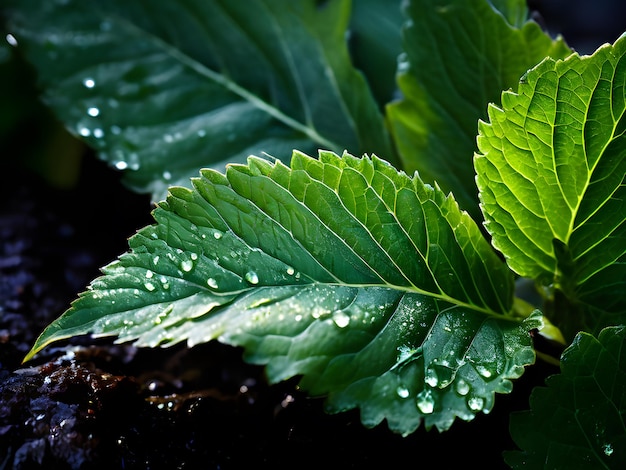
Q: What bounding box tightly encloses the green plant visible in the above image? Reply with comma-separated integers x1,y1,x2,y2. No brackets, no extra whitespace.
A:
4,0,625,467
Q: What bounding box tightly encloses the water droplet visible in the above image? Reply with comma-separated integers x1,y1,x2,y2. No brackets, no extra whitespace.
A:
162,170,172,181
164,134,174,143
244,271,259,284
153,255,160,265
455,379,470,396
114,161,128,170
111,125,121,135
311,306,328,319
286,266,295,275
83,77,95,88
93,128,104,138
190,253,198,261
213,231,222,240
396,386,410,399
146,270,154,278
430,363,455,389
79,127,91,137
416,389,435,414
207,278,218,289
87,107,100,117
144,282,156,292
197,129,206,137
425,368,439,387
467,396,484,411
603,443,614,456
332,311,350,328
476,365,492,378
181,259,194,272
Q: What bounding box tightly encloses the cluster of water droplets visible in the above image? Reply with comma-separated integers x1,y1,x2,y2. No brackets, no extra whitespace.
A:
391,343,497,416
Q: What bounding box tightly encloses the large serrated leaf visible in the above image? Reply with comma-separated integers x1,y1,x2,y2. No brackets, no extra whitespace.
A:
387,0,570,220
5,0,392,201
25,150,537,435
475,36,626,339
505,326,626,469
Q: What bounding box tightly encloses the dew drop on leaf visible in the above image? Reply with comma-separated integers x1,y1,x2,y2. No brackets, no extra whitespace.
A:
396,386,410,399
83,77,95,88
244,271,259,284
207,278,218,289
87,107,100,117
467,396,484,411
181,259,194,272
416,389,435,414
332,310,350,328
476,365,492,378
425,368,438,387
455,379,470,396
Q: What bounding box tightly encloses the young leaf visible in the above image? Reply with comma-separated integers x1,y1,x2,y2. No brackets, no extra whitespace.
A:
387,0,571,220
25,150,539,435
475,36,626,340
505,326,626,469
5,0,392,201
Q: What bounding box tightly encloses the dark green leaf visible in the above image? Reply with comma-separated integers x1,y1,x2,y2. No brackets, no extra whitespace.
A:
26,150,535,435
506,326,626,469
349,0,404,107
5,0,392,200
387,0,570,219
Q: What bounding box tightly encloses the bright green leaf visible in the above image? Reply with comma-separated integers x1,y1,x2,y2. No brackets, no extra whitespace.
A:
475,36,626,339
25,150,536,435
506,326,626,469
5,0,392,201
387,0,570,220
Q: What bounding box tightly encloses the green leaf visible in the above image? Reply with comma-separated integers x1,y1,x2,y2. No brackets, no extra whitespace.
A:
25,150,536,435
475,36,626,339
505,326,626,469
387,0,570,220
488,0,528,28
5,0,392,201
349,0,404,107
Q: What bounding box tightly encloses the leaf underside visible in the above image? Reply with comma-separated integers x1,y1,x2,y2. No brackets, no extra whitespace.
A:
506,326,626,469
26,150,538,435
475,36,626,339
6,0,392,201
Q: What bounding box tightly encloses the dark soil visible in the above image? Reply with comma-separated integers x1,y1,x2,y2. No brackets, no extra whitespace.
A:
1,4,624,469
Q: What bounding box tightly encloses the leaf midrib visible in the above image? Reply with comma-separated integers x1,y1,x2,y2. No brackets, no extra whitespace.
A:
110,13,340,151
